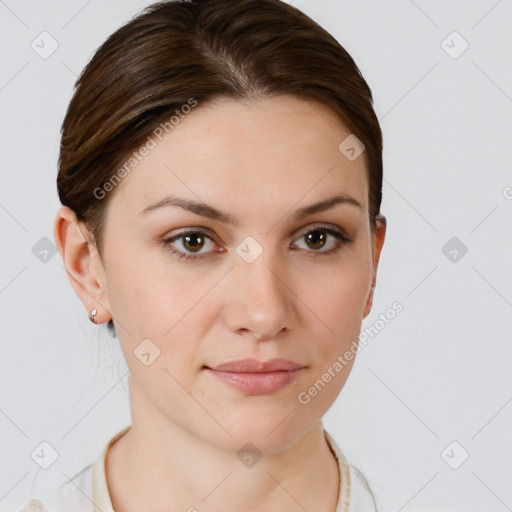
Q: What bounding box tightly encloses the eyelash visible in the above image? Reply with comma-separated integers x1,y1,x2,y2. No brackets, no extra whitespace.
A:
161,224,353,262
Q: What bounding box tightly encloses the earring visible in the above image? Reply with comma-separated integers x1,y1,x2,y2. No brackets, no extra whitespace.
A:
89,308,97,324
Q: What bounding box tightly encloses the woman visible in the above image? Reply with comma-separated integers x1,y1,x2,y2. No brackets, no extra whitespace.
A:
20,0,387,510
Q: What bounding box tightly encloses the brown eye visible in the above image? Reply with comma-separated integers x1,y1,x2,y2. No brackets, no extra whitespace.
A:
162,230,218,261
181,232,206,252
304,230,328,250
292,226,352,256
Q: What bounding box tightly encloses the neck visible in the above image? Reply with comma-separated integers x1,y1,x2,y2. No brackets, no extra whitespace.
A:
106,382,340,512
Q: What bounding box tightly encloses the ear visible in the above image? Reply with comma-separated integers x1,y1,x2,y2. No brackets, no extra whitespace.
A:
53,205,112,324
362,215,387,319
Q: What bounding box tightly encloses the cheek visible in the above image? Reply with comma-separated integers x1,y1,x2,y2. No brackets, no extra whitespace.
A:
301,257,370,333
105,254,219,377
294,270,366,414
294,257,370,401
105,243,194,334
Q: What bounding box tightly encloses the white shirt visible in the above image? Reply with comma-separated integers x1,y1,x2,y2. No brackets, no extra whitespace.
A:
18,426,378,512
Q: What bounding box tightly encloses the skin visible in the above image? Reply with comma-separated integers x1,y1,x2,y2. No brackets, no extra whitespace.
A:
54,94,386,512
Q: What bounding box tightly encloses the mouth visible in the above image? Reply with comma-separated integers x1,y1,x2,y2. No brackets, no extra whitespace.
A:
203,358,307,395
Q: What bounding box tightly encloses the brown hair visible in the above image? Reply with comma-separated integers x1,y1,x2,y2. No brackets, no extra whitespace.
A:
57,0,383,337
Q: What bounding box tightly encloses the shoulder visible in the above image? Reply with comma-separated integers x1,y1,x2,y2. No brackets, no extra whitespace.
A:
16,464,94,512
323,429,379,512
346,463,379,512
15,499,49,512
17,425,131,512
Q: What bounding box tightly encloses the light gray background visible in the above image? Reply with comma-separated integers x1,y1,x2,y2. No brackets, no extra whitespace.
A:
1,1,511,511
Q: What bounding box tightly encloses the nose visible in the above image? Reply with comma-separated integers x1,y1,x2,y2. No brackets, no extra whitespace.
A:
222,251,297,342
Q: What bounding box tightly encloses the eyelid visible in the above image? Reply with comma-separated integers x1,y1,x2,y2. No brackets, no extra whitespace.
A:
162,228,218,247
164,222,349,244
293,222,350,239
161,222,352,263
162,226,217,244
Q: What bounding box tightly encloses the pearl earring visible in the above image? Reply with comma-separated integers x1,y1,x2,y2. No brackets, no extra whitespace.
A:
89,309,97,324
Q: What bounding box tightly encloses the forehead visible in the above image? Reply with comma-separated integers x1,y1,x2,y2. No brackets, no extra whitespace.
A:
107,95,369,221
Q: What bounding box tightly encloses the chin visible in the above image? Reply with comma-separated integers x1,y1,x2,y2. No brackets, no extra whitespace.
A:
209,415,314,454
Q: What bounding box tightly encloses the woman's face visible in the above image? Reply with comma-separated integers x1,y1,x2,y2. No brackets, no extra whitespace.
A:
81,95,385,452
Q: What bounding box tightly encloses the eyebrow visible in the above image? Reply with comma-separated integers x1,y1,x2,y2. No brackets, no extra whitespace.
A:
138,193,362,226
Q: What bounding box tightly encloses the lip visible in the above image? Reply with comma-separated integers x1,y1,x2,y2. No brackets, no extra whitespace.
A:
208,358,305,372
204,358,306,395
